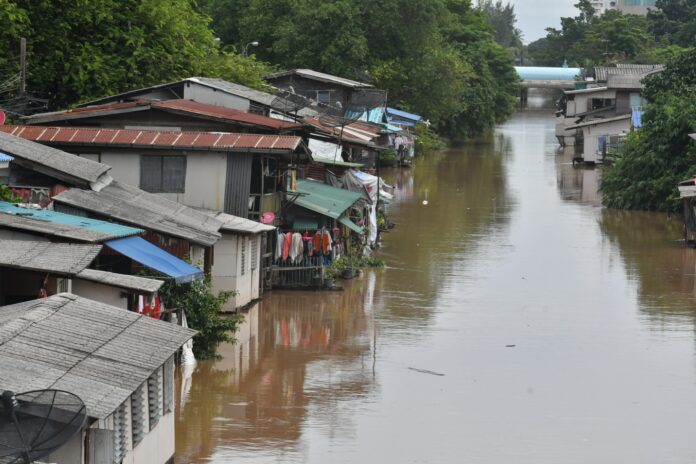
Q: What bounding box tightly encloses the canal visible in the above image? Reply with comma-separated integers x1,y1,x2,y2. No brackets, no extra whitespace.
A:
175,108,696,463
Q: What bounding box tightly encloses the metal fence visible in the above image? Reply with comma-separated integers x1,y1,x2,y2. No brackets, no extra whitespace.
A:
271,255,326,288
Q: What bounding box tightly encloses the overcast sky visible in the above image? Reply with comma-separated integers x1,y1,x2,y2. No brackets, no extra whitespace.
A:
509,0,579,43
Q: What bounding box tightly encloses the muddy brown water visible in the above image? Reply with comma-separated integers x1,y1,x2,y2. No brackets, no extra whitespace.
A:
175,109,696,463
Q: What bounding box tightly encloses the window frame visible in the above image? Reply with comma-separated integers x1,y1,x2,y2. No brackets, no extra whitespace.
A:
140,154,187,194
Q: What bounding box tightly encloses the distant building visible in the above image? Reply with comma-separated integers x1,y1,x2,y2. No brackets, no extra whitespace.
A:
615,0,656,15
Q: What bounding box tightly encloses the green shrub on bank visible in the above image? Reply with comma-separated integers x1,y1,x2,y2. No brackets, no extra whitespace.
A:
160,276,241,360
601,48,696,212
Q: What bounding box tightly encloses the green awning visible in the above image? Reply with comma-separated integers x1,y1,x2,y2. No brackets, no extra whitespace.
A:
292,218,319,230
338,215,364,234
294,179,362,219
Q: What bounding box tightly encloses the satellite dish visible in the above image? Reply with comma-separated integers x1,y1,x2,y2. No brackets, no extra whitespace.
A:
0,390,87,464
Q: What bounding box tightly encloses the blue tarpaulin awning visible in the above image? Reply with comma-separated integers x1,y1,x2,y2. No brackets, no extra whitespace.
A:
105,236,204,283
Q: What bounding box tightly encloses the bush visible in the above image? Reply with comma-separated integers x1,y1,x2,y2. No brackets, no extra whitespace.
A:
159,276,241,360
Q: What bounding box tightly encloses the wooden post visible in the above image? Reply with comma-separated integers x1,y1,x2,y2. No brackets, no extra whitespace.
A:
19,38,26,95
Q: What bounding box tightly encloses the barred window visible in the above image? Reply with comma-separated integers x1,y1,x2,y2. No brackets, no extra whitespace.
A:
147,367,163,430
251,236,259,270
163,356,174,414
131,383,147,447
113,401,130,463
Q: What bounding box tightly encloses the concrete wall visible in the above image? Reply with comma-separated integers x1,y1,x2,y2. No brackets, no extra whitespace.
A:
45,429,84,464
72,278,129,310
94,150,228,211
616,0,655,15
569,89,616,116
581,118,631,163
211,232,262,311
124,412,175,464
184,84,250,112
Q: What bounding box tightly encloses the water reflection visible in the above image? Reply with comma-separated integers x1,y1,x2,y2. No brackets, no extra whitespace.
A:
175,277,378,462
555,146,601,206
599,209,696,326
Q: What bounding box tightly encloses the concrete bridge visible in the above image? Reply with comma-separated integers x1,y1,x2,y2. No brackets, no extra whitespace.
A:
515,66,582,90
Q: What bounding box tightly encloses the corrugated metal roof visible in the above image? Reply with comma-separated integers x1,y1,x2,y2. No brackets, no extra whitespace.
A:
293,179,362,219
26,99,304,131
386,107,422,122
0,240,101,274
0,130,111,187
303,118,379,148
564,86,609,95
54,181,222,246
0,201,143,242
566,114,632,130
607,73,646,90
0,125,304,154
75,269,163,293
188,77,280,106
0,152,14,162
0,293,195,419
594,64,664,82
265,69,373,89
338,215,364,234
211,211,275,234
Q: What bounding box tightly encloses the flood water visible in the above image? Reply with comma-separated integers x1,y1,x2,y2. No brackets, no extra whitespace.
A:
176,107,696,463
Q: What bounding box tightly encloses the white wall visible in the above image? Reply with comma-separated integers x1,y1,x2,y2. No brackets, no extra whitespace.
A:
98,151,227,211
124,412,175,464
211,232,262,311
72,278,129,309
184,85,250,112
582,118,631,163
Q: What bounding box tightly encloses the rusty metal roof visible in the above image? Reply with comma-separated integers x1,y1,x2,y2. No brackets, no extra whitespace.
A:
25,99,304,131
0,125,305,154
0,130,111,187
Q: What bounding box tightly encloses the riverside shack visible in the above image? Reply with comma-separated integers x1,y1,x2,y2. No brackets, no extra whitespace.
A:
0,293,196,464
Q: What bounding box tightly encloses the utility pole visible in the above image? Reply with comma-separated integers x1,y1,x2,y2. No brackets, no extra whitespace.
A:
19,38,26,95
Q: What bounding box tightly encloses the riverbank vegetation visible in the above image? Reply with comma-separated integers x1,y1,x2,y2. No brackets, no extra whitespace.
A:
601,48,696,212
1,0,519,141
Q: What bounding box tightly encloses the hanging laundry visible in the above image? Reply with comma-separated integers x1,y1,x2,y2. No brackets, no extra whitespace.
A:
282,232,292,260
322,230,332,255
275,232,285,261
290,232,303,263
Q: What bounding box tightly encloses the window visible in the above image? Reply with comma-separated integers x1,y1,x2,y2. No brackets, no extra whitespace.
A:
251,236,259,271
147,367,163,430
113,401,130,463
131,383,147,447
140,155,186,193
317,90,331,106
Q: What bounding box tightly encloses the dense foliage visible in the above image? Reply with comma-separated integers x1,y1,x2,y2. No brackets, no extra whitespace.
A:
199,0,518,140
0,0,271,111
159,276,241,360
601,48,696,212
526,0,693,67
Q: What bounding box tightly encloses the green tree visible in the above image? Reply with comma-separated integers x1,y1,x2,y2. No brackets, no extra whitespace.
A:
579,10,651,64
0,0,271,110
478,0,523,49
648,0,696,48
159,276,242,360
602,48,696,212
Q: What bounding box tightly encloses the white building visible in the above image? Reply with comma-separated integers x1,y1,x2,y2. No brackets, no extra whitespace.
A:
0,293,195,464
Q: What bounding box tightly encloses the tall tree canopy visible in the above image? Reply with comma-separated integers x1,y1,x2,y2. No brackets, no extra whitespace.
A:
0,0,270,111
200,0,518,139
478,0,523,49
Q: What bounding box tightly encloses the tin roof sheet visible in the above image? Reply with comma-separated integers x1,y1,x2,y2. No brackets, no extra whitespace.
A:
566,113,632,130
0,201,143,242
0,130,111,186
75,269,163,293
25,99,304,131
0,293,195,419
293,179,362,219
210,211,275,234
1,125,303,154
265,69,373,89
53,181,222,246
0,240,101,274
